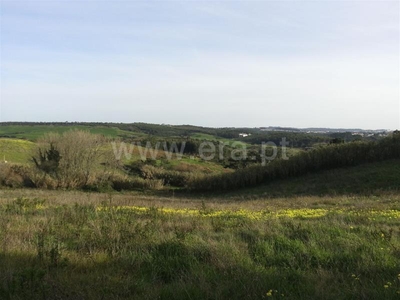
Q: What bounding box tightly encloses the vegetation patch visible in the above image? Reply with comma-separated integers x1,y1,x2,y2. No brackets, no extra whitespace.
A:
0,195,399,299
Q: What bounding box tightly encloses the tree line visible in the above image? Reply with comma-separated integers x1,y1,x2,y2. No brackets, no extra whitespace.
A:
187,133,400,192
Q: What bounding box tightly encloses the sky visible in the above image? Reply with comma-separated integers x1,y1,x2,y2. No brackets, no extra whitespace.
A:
0,0,399,130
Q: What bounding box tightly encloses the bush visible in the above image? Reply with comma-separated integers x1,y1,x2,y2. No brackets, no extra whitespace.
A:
109,173,164,191
0,163,24,188
0,163,35,188
32,130,114,189
125,162,201,188
140,165,191,187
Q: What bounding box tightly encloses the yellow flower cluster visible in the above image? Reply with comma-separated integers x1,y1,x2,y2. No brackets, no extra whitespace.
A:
11,202,399,222
265,289,283,298
97,206,332,220
96,206,400,221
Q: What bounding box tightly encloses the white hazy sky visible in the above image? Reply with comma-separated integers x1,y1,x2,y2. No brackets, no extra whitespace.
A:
0,0,399,129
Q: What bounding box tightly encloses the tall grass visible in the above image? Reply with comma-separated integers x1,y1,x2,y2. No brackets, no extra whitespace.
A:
0,195,399,299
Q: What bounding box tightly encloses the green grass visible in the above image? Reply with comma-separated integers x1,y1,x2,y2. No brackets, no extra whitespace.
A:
1,134,399,298
0,190,399,299
164,157,231,174
0,139,36,164
230,159,400,198
190,133,226,141
0,125,135,141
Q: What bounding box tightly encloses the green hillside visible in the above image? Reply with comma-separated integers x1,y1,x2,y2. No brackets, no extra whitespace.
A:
0,125,135,141
0,139,36,164
232,159,400,198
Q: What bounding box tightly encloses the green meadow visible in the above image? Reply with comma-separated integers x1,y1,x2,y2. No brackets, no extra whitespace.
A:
0,124,399,299
0,189,399,299
0,125,134,141
0,139,36,164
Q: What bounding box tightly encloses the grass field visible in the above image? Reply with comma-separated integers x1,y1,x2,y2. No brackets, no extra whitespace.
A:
0,136,230,175
229,159,400,199
0,125,136,141
0,130,399,299
0,125,243,144
0,135,298,172
0,139,36,164
0,188,399,299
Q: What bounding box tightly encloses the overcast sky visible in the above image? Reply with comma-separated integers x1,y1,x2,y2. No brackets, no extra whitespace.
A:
0,0,399,129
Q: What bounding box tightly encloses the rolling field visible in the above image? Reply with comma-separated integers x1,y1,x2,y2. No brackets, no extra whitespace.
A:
0,136,230,174
0,187,399,299
0,125,136,141
0,129,399,299
0,139,36,164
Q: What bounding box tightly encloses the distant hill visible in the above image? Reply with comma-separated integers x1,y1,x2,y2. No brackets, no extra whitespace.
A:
0,122,393,145
260,126,391,134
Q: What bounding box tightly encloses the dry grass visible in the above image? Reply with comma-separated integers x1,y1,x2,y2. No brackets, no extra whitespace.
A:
0,188,399,212
0,189,399,299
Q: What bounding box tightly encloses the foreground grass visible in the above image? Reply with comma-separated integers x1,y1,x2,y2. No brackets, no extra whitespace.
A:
0,191,399,299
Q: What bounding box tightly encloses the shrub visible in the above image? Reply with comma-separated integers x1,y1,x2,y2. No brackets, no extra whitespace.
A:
0,163,35,188
32,130,114,189
109,173,164,191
